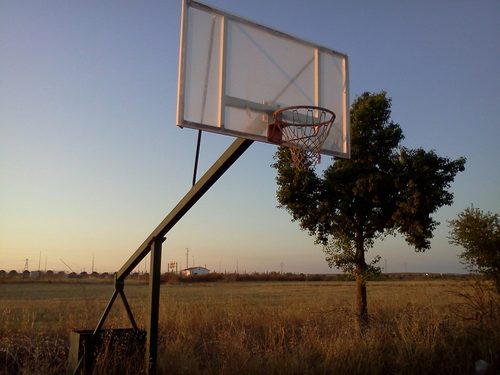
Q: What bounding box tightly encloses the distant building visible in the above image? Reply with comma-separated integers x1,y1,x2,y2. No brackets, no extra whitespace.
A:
30,271,41,279
181,266,210,277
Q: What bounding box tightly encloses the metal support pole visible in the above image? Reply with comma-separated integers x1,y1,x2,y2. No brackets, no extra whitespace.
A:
192,130,202,186
146,237,164,374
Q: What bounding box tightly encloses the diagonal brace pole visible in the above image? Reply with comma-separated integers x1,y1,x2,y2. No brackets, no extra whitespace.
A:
115,137,254,282
118,287,138,331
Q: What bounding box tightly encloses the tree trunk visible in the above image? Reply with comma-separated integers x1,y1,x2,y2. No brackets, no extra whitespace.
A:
355,234,368,329
355,263,368,328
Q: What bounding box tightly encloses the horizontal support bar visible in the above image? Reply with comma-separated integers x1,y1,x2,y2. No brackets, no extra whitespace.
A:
224,95,279,114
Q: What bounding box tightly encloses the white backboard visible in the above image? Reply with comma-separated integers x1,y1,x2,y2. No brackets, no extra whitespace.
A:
177,0,350,158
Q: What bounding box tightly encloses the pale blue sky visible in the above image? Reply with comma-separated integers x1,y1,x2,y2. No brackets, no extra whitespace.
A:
1,0,499,274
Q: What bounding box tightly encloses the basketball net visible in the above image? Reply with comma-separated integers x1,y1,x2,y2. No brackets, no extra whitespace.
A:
270,106,335,170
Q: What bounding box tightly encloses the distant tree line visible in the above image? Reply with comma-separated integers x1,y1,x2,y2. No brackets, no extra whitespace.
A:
0,269,473,283
0,270,114,280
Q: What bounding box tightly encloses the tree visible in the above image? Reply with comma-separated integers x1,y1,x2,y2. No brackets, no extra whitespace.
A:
272,91,466,326
449,206,500,292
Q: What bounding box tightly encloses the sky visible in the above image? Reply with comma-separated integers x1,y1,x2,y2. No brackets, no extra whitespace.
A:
1,0,499,275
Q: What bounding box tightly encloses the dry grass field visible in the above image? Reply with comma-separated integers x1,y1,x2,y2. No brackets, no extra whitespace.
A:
0,279,499,374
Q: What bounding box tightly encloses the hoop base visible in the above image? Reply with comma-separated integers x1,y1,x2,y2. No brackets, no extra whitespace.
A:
267,123,283,145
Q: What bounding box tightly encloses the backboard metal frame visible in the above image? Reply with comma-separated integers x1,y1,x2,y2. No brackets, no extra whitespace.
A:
177,0,350,159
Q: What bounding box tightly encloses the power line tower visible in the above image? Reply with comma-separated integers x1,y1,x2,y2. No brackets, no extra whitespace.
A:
23,258,29,272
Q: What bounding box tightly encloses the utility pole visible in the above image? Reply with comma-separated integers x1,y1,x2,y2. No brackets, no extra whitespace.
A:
186,248,189,269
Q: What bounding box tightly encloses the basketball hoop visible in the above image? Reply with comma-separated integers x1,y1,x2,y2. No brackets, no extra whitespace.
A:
268,106,336,170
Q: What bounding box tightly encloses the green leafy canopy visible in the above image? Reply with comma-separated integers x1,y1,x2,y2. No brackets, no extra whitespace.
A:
272,91,466,274
449,206,500,291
